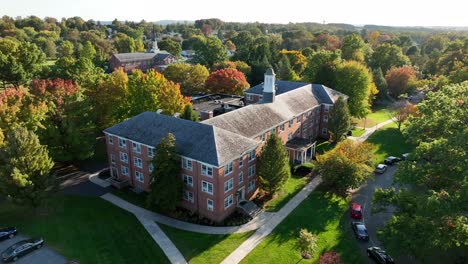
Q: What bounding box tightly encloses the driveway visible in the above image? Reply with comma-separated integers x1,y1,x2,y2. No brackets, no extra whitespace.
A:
350,164,399,263
0,235,67,264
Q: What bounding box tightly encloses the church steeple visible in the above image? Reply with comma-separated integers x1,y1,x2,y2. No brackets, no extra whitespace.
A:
151,39,159,53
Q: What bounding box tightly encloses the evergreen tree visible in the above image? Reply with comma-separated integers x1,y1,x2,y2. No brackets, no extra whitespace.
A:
257,134,291,196
328,96,351,142
0,127,54,208
180,104,199,122
146,133,182,212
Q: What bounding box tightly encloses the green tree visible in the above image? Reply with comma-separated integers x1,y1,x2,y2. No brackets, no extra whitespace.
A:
334,61,373,118
0,127,54,208
146,133,182,212
297,229,318,259
163,63,209,95
373,82,468,261
257,134,291,197
193,36,227,67
341,33,366,62
180,104,199,122
79,40,96,60
113,33,136,53
369,43,410,74
372,68,388,100
303,50,341,87
158,38,182,57
315,140,375,195
328,96,351,142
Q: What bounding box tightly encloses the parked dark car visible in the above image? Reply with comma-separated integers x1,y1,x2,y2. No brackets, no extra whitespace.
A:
0,228,17,241
351,222,369,241
367,247,395,264
350,203,362,219
384,156,402,165
1,238,44,262
374,164,388,174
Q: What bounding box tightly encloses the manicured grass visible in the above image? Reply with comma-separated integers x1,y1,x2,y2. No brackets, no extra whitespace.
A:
112,187,149,209
265,174,309,212
350,127,366,137
241,189,366,263
367,123,415,164
0,195,169,264
353,107,394,128
159,224,253,264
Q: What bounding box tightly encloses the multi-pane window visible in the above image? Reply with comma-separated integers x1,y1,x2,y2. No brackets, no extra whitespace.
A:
147,147,155,158
224,178,233,193
238,156,243,168
201,164,213,177
120,152,128,163
182,174,193,187
248,180,256,192
224,194,233,209
289,119,293,128
288,133,293,140
224,161,233,175
202,181,214,194
132,142,141,153
108,136,113,144
121,166,129,176
207,199,214,211
239,172,244,184
149,163,154,173
248,165,256,178
182,158,193,171
135,171,144,182
246,94,253,101
260,133,266,141
183,190,194,203
248,150,256,161
134,157,143,168
296,116,301,123
279,124,285,132
119,138,126,148
111,154,116,164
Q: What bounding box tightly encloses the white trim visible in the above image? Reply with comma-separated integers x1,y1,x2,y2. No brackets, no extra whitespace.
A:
224,194,234,209
207,199,214,211
224,178,234,193
201,181,214,195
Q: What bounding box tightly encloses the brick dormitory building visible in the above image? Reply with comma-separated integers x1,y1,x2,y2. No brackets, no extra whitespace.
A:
104,69,347,222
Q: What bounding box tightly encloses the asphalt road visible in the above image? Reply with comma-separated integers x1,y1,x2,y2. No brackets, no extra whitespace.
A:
0,235,66,264
350,164,399,263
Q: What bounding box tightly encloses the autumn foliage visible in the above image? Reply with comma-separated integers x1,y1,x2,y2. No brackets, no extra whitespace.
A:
385,66,418,98
205,68,250,95
319,251,344,264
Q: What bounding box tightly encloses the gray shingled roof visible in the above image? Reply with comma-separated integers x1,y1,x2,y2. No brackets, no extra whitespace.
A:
203,84,320,138
104,112,258,167
244,80,309,96
113,53,157,62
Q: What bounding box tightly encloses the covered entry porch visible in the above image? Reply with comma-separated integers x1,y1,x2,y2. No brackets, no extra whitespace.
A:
285,138,316,164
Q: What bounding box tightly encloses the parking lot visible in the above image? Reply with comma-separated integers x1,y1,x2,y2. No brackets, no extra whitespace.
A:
0,235,66,264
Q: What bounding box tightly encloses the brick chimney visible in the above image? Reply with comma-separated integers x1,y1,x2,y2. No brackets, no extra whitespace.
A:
262,68,275,103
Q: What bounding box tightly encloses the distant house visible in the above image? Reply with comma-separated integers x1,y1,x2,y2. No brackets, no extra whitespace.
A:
104,68,347,223
109,40,177,73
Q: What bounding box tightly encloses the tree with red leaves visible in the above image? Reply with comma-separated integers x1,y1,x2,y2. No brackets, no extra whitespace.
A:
319,250,344,264
205,68,250,95
385,66,418,98
29,78,96,161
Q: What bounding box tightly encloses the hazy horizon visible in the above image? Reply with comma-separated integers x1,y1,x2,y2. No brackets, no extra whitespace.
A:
2,0,467,28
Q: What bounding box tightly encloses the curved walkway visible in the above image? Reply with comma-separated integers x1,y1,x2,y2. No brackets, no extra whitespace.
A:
348,118,394,142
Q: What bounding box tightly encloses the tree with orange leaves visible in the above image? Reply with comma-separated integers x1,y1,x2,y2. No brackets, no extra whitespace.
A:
205,68,250,95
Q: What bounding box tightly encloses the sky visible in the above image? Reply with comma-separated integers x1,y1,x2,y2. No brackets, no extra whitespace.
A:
1,0,467,27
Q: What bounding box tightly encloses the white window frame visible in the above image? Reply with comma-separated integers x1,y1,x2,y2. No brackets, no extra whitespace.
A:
239,171,244,184
183,190,194,203
224,178,233,193
135,171,144,183
224,161,233,176
296,116,301,123
149,163,154,173
111,154,116,164
248,165,256,178
121,166,129,176
246,94,253,101
182,174,193,187
119,138,126,148
248,150,256,162
224,194,233,209
132,142,141,153
182,158,193,171
288,132,293,140
248,180,256,192
202,181,214,195
134,157,143,168
207,199,214,211
120,152,128,163
201,164,213,177
147,147,155,158
108,136,113,145
279,124,285,132
238,156,243,168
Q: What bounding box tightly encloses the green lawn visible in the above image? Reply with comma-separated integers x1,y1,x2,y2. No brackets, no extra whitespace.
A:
353,107,394,128
159,224,253,264
112,188,149,209
350,127,366,137
315,140,334,154
0,195,169,264
367,122,415,164
265,174,309,212
241,190,366,264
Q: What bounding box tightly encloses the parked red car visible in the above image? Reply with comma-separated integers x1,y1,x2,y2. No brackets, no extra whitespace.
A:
350,203,362,219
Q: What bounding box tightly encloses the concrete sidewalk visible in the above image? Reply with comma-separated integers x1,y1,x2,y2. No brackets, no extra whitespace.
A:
220,176,322,264
348,118,395,142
